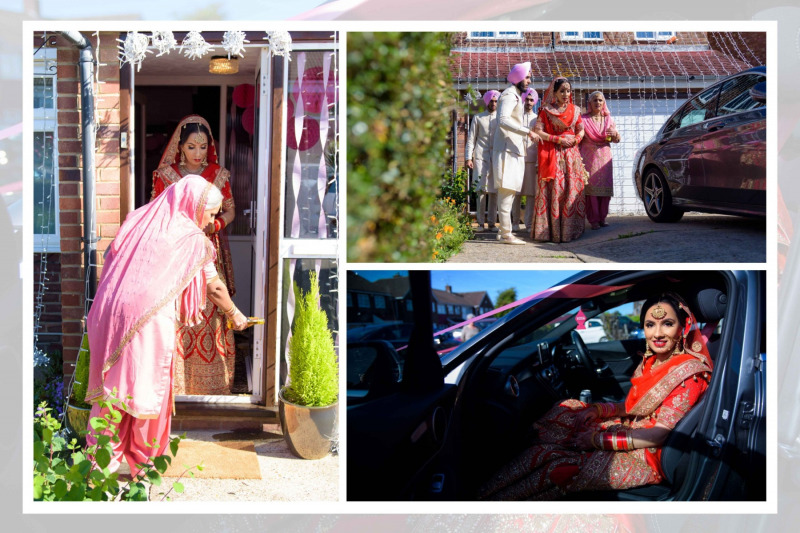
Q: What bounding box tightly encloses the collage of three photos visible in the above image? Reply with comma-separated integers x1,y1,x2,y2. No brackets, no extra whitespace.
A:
27,26,768,508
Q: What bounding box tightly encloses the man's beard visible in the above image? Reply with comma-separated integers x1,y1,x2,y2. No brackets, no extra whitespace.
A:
515,80,528,92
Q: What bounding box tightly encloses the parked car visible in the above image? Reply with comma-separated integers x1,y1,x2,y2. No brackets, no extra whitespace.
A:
633,66,766,222
575,317,607,343
348,270,765,501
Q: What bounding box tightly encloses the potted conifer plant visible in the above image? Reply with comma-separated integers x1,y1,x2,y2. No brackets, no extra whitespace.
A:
65,333,91,444
279,271,339,460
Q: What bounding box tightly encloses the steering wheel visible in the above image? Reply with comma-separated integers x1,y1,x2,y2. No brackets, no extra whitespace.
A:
570,330,597,375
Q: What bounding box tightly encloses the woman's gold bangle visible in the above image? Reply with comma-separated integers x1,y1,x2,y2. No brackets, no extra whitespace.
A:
223,303,236,316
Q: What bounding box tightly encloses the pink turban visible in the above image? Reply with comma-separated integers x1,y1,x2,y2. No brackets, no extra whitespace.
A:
522,88,539,106
507,62,531,84
482,90,500,107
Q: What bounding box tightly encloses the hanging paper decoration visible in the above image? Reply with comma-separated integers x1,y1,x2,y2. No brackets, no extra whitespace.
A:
181,30,214,60
117,31,151,72
222,30,249,59
293,66,337,115
151,31,177,57
266,31,293,59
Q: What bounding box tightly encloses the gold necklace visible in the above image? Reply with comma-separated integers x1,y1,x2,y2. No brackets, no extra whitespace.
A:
179,162,207,176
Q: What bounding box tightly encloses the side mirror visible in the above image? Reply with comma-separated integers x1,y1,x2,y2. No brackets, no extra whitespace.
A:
749,82,766,105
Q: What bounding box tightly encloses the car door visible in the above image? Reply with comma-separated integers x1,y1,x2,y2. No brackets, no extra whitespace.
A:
655,84,721,203
347,271,457,501
696,73,766,214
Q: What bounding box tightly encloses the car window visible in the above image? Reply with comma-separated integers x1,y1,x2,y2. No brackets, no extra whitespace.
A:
716,74,765,116
677,85,721,129
572,300,645,344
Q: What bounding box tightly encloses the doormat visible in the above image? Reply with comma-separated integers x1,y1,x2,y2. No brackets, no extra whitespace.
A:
162,440,262,480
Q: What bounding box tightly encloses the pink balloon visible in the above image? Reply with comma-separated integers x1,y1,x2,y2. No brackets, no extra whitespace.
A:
232,84,255,108
241,105,255,135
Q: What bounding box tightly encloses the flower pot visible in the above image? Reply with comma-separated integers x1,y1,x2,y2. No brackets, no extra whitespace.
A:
278,388,338,460
65,401,91,445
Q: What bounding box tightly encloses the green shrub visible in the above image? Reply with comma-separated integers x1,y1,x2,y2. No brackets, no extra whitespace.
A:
347,32,458,262
284,272,338,407
33,393,199,501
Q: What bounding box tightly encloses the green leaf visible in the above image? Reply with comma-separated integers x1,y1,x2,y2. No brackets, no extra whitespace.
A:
152,455,169,473
33,475,44,500
33,440,45,458
42,427,53,444
65,484,85,501
90,469,105,483
172,482,184,494
53,479,68,499
96,434,111,447
145,469,162,486
89,417,108,431
94,447,111,469
169,439,179,457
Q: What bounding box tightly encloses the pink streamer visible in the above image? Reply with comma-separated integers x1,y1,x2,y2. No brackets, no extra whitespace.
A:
395,283,633,352
291,53,306,239
317,53,332,238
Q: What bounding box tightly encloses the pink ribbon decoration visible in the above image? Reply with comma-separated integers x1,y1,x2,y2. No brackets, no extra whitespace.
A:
317,52,332,239
395,283,633,352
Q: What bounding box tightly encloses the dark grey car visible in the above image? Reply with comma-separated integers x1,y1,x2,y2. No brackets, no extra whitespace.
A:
633,67,766,222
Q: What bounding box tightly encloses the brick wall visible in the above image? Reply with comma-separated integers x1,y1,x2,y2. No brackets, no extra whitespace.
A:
54,32,122,375
454,32,710,48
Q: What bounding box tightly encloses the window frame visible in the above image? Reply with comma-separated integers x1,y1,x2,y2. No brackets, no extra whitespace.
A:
635,31,677,41
467,31,523,41
561,32,604,42
33,47,60,253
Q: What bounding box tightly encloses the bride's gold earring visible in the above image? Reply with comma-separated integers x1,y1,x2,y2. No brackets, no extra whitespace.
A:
180,151,186,165
644,343,653,357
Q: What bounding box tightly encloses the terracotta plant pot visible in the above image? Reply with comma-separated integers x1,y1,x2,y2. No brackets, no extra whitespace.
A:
278,388,338,460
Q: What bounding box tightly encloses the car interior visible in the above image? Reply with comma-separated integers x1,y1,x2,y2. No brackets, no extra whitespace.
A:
347,270,761,501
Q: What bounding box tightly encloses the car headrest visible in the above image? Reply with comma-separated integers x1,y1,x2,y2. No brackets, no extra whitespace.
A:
691,288,727,323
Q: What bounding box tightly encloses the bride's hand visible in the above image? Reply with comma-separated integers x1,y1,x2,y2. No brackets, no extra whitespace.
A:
574,407,599,428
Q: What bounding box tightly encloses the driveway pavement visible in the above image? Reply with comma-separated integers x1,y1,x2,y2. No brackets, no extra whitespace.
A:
447,214,765,263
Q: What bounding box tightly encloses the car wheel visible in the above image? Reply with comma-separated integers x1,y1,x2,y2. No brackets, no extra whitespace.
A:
643,168,684,223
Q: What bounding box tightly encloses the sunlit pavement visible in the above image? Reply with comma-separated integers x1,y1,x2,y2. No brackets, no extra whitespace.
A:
449,214,765,263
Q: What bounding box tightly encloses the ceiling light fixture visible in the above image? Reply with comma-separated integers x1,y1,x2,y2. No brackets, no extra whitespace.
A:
209,56,239,75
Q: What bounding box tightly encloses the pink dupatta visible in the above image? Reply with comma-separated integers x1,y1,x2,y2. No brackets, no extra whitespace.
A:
581,91,615,144
86,176,216,417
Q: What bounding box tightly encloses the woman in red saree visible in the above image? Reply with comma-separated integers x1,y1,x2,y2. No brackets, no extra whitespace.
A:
85,177,247,474
580,91,621,230
151,115,238,395
479,292,713,500
532,77,588,243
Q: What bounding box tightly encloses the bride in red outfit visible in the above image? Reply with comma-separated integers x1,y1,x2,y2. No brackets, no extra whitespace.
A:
151,115,238,395
479,292,713,500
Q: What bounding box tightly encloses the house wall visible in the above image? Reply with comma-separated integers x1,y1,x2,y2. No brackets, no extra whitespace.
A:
52,32,122,375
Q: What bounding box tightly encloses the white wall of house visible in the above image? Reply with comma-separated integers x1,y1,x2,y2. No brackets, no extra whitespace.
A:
607,98,684,215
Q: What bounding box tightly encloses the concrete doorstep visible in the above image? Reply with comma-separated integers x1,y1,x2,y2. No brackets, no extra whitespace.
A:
449,214,765,263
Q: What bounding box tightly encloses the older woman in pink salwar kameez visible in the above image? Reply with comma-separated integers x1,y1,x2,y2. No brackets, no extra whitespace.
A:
580,91,621,230
84,176,247,475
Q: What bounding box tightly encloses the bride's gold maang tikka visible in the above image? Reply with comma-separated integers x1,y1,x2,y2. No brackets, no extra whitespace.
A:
650,303,667,319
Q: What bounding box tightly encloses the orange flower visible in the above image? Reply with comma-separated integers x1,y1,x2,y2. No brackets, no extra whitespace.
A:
444,225,454,234
430,215,437,223
436,232,443,240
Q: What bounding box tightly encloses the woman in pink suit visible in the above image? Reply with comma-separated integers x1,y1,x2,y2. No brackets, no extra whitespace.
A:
580,91,621,230
85,176,247,475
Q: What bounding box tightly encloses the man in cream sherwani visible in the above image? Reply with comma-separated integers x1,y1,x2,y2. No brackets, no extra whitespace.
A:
512,87,539,232
466,90,500,231
492,61,538,245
